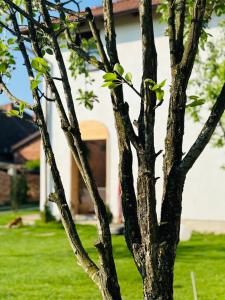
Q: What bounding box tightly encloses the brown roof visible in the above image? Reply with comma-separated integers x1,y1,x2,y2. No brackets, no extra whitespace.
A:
0,104,38,155
21,0,160,34
91,0,160,18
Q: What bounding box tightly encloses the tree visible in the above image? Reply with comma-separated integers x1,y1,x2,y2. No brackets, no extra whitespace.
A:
0,0,224,299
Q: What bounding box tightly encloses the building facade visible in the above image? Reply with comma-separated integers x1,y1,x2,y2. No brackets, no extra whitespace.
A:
40,2,225,232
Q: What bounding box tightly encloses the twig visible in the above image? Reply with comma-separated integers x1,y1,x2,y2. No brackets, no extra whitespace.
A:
191,272,198,300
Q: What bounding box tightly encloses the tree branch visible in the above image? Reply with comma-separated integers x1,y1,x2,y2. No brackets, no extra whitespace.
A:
68,43,105,71
102,0,142,263
180,83,225,174
167,0,177,67
9,8,100,285
0,78,33,110
102,0,119,65
38,2,122,298
138,0,158,238
181,0,206,80
176,0,186,62
46,0,86,18
162,0,206,189
85,7,111,72
25,0,84,175
0,20,31,42
4,0,50,33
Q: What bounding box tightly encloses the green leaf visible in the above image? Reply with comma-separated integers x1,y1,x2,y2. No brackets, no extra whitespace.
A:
36,72,42,80
36,57,48,67
108,82,121,89
13,46,20,51
31,57,49,73
186,99,205,108
151,84,160,91
189,95,199,100
101,81,113,87
125,72,132,82
0,62,8,73
7,110,20,117
113,63,124,76
156,90,164,101
158,79,166,88
46,48,54,55
7,38,15,45
19,102,26,114
30,79,41,90
52,23,60,31
103,73,117,81
19,13,24,25
145,78,156,89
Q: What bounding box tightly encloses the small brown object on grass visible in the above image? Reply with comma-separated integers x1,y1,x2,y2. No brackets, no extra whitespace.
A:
7,217,23,229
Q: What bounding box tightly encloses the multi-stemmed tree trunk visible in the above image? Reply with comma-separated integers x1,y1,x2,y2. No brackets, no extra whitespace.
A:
0,0,224,299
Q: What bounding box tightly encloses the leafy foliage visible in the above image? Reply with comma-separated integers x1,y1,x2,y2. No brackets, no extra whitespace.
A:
186,95,205,108
102,63,134,89
157,0,225,47
24,159,40,171
0,38,16,78
76,89,99,110
7,101,26,118
69,37,97,79
145,78,166,101
187,24,225,150
69,37,99,109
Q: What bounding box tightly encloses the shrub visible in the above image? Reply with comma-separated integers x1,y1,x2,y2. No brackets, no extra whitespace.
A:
41,203,56,223
10,174,28,211
24,159,40,171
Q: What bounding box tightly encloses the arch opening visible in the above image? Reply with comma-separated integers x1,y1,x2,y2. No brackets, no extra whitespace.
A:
71,121,108,215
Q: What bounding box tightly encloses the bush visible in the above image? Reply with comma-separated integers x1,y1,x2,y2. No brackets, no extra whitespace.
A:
24,159,40,171
41,203,56,223
10,174,28,211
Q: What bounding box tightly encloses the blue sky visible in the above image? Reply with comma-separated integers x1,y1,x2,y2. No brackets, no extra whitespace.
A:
81,0,101,7
0,0,102,106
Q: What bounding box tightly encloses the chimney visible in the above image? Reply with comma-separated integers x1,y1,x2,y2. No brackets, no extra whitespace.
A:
0,103,14,111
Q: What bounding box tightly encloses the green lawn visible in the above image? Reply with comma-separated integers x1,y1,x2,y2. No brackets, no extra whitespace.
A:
0,211,225,300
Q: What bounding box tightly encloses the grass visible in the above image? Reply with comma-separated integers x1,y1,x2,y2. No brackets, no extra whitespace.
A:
0,210,225,299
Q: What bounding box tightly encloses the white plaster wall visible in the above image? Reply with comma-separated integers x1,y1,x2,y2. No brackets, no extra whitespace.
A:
41,14,225,223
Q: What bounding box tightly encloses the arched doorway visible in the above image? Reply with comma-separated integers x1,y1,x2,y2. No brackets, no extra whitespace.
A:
71,121,108,215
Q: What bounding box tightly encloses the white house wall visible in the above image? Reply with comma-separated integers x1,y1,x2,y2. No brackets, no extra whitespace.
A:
41,13,225,225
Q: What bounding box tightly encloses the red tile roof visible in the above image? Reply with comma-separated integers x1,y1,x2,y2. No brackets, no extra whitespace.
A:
91,0,160,18
21,0,160,34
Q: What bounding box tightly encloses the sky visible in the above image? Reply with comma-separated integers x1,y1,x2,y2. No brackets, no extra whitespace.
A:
0,0,102,106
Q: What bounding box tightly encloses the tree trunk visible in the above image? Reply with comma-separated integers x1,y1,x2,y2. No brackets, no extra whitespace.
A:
142,247,176,300
99,276,122,300
141,171,184,300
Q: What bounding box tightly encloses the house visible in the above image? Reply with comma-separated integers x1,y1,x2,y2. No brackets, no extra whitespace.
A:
40,0,225,233
11,131,40,164
0,103,41,205
0,103,39,163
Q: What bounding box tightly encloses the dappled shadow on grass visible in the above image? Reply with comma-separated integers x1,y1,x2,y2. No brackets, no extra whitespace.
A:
174,285,183,289
177,234,225,263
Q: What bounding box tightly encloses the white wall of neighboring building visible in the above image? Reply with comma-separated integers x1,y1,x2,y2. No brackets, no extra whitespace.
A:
40,13,225,227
